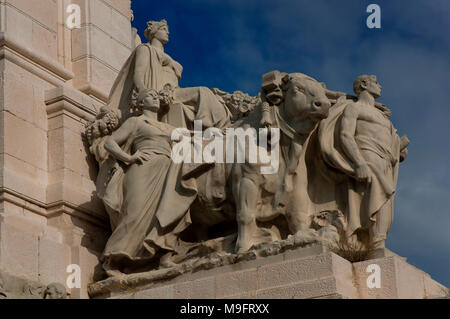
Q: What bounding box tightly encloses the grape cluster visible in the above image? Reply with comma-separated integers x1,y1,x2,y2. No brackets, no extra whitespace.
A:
222,90,259,121
85,107,120,145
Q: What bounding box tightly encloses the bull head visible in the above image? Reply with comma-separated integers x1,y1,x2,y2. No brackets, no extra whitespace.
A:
281,73,331,121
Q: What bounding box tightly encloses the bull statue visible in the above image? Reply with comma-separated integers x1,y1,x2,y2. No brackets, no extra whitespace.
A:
230,71,332,252
180,71,335,254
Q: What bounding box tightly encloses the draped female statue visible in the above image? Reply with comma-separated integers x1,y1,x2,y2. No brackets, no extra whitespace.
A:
93,19,236,275
108,19,231,130
101,89,198,276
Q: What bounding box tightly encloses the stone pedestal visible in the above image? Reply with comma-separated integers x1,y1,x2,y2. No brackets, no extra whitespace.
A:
88,245,447,299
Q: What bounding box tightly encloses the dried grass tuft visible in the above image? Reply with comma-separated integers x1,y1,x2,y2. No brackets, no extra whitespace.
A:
329,236,376,263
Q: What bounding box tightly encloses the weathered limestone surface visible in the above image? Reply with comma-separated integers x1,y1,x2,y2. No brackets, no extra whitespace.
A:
353,254,448,299
70,0,133,101
0,0,446,300
88,246,447,299
0,0,132,298
0,269,69,299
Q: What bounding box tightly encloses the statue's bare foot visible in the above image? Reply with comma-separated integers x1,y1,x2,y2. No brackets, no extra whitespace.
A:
103,262,125,278
159,252,177,269
102,256,126,278
235,240,252,254
105,269,125,278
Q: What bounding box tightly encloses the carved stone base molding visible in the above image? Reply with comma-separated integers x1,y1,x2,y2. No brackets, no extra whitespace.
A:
88,244,447,299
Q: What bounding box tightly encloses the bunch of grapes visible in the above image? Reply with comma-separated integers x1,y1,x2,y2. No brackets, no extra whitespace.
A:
223,91,259,120
85,107,120,145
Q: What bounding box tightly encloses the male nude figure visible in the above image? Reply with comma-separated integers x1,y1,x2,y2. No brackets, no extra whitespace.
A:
339,75,408,249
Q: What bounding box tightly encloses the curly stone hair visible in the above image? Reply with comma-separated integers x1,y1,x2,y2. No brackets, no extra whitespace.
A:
144,19,168,41
353,75,377,96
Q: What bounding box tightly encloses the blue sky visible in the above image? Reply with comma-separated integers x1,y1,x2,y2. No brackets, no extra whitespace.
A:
131,0,450,286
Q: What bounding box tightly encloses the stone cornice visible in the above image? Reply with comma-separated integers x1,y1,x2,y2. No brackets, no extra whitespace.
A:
0,187,108,229
0,32,74,85
45,85,99,121
76,83,109,104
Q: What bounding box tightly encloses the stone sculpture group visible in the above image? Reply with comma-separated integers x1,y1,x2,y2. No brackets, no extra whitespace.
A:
85,19,409,277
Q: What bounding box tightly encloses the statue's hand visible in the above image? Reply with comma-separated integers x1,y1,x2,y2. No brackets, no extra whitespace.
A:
355,164,372,183
129,150,151,165
260,112,273,128
172,133,190,143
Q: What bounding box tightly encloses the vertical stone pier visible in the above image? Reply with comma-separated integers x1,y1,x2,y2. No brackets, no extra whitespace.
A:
0,0,133,298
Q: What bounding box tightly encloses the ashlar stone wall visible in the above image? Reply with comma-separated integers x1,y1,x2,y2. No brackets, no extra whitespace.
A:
0,0,133,298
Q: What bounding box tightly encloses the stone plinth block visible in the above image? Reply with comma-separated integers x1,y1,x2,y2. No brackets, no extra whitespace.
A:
88,246,447,299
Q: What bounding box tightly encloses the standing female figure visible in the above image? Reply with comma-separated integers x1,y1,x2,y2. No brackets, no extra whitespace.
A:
102,89,197,275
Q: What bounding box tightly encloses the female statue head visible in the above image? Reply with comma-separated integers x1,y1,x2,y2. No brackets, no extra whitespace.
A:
137,88,160,112
144,19,169,44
